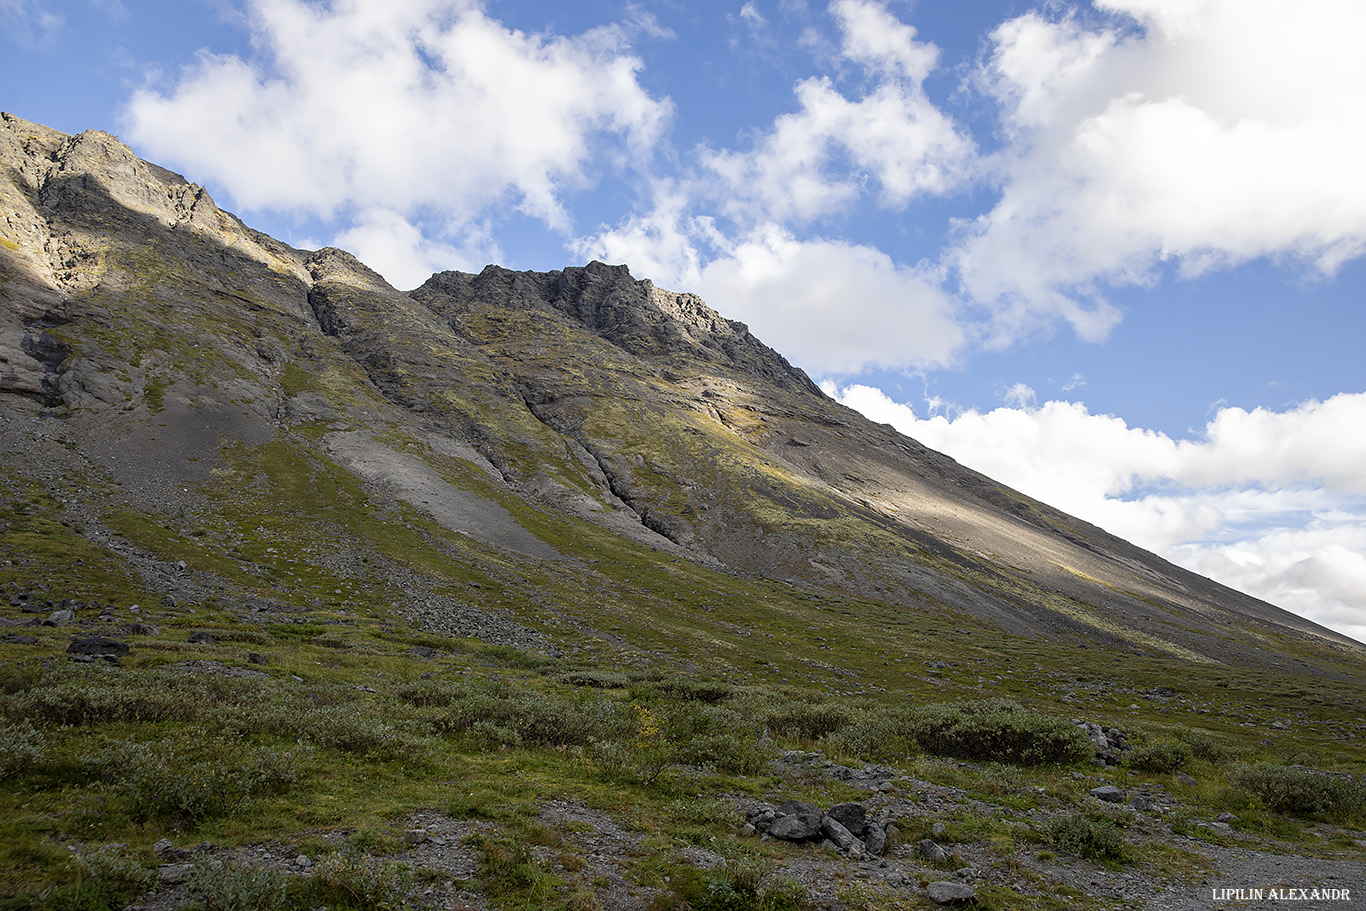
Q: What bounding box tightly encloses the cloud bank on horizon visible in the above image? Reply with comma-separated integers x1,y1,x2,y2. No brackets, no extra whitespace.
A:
81,0,1366,640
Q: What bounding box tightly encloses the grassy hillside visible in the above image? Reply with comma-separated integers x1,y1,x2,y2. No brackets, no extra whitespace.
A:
2,114,1364,909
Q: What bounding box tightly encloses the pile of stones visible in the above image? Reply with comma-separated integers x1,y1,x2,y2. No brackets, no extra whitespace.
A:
742,800,890,858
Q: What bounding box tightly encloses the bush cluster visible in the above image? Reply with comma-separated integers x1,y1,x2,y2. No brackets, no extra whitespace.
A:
1230,763,1366,823
96,737,302,825
0,719,46,780
906,699,1093,765
1124,739,1192,773
1047,813,1126,861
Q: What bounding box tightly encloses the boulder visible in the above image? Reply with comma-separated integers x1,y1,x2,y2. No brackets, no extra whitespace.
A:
826,802,867,836
863,823,887,856
820,814,860,852
768,801,824,841
926,882,976,904
66,636,129,657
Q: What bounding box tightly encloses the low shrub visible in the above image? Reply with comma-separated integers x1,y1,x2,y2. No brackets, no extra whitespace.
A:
764,701,852,742
673,857,809,911
822,707,914,761
184,858,288,911
1046,813,1126,861
907,699,1092,765
18,842,161,911
0,719,46,780
1177,731,1231,763
300,849,415,909
97,738,301,826
295,703,430,760
1230,763,1366,823
632,677,735,704
473,834,556,904
555,670,629,689
1125,739,1192,773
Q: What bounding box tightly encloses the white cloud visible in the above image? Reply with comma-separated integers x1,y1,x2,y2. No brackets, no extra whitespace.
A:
578,0,973,374
956,0,1366,343
124,0,669,236
827,383,1366,640
692,226,964,373
700,0,974,224
332,208,500,290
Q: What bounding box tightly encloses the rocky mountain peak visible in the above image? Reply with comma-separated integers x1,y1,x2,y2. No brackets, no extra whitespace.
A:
414,260,823,396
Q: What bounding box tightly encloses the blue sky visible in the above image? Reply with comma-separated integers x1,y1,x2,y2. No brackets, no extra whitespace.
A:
4,0,1365,641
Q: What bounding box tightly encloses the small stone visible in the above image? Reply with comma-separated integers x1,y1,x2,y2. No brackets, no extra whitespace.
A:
43,609,75,626
188,631,216,644
931,822,946,838
295,855,313,868
404,829,428,846
1071,771,1085,780
248,652,269,665
1090,785,1125,803
1176,772,1196,786
739,823,756,837
919,839,949,863
926,881,976,904
1216,812,1237,823
158,864,192,885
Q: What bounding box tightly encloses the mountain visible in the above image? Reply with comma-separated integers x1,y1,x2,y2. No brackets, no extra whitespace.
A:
4,112,1366,909
1,112,1356,669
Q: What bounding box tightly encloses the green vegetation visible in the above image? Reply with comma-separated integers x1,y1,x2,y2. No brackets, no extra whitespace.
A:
1045,813,1127,861
1228,763,1366,823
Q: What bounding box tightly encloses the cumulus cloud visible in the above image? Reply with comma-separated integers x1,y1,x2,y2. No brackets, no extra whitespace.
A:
701,0,973,224
693,226,963,373
124,0,669,242
332,208,500,290
956,0,1366,343
827,383,1366,640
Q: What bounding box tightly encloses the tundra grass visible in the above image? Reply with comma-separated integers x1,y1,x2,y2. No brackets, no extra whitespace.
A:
4,437,1366,905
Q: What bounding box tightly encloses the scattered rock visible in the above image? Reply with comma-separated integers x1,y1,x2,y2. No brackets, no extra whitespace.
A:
926,881,976,904
188,631,217,644
826,802,867,837
247,651,269,665
1090,785,1125,803
820,814,860,852
864,823,887,857
1,633,38,644
43,609,75,626
66,636,129,658
768,801,824,841
158,864,192,885
920,839,949,863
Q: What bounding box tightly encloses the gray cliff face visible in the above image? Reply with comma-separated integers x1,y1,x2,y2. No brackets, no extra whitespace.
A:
1,111,1361,671
414,262,824,396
